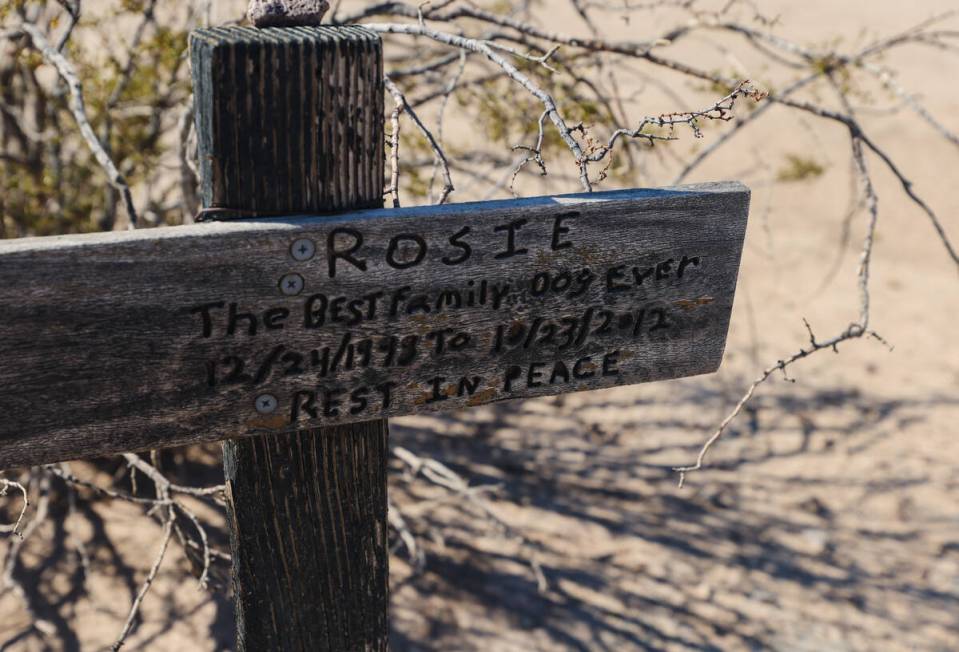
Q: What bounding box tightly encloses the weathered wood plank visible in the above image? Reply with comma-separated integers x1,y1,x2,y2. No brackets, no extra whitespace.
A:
0,182,748,469
192,25,389,652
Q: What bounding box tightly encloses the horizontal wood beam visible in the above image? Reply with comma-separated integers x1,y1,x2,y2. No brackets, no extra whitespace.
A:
0,182,749,469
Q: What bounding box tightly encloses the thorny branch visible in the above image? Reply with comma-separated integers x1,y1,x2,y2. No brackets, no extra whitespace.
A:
675,77,888,486
582,79,765,176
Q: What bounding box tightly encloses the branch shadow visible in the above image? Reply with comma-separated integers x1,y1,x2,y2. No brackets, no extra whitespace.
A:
388,380,959,650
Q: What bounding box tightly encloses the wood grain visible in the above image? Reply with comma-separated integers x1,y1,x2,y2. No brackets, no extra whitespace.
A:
196,26,390,652
0,181,748,469
223,420,389,651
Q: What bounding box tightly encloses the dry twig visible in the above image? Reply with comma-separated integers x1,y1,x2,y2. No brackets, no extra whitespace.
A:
0,477,29,537
384,74,455,204
8,23,140,228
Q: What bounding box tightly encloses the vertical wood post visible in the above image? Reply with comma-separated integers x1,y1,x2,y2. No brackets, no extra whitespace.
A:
190,26,389,651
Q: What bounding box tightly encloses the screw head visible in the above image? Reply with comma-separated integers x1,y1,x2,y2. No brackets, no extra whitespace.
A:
279,273,305,296
255,394,279,415
290,238,316,262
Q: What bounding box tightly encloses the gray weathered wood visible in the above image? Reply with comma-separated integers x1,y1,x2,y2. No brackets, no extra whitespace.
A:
0,181,748,469
223,420,389,651
190,26,389,651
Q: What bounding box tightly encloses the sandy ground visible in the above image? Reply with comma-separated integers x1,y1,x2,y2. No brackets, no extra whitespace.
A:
1,1,958,650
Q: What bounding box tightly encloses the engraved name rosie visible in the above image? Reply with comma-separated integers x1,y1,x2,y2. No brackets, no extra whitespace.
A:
187,212,702,337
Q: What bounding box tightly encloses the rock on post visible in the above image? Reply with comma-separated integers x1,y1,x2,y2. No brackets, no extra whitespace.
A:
247,0,330,27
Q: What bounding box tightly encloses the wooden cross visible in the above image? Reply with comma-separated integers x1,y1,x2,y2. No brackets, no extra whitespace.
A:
0,22,749,652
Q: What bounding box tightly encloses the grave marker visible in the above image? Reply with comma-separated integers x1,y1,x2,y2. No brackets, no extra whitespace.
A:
0,24,749,651
0,183,748,468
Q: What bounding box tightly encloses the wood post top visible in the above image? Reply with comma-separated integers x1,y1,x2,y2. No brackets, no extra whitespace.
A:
190,24,381,46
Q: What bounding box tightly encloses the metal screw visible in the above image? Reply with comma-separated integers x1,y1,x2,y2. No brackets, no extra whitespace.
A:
279,273,305,296
255,394,279,415
290,238,316,262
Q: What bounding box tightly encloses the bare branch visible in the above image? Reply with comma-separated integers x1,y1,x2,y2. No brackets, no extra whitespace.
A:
14,23,139,228
111,508,174,651
1,472,55,643
675,87,888,486
121,453,225,499
0,477,29,537
774,96,959,271
388,498,425,570
177,96,200,222
393,446,549,592
384,74,455,204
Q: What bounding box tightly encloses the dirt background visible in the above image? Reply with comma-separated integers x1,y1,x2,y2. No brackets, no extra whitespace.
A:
2,0,958,650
